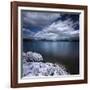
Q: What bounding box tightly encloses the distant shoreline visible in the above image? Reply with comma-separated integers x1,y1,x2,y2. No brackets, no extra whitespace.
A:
23,38,79,42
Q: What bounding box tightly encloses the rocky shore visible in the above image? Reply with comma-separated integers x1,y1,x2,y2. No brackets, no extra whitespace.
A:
22,51,69,77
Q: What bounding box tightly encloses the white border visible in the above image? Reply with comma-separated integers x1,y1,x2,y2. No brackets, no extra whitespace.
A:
18,6,84,83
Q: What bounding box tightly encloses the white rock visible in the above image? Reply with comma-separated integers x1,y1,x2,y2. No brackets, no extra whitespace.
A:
32,52,43,62
26,51,34,61
22,51,69,77
22,52,27,63
23,51,43,62
23,62,69,77
23,64,32,76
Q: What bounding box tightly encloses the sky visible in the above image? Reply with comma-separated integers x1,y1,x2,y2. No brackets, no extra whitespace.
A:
21,10,80,40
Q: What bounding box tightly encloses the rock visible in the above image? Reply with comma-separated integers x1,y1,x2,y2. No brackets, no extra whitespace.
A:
32,52,43,62
23,63,33,76
26,51,34,62
22,52,27,63
22,51,43,62
22,51,69,77
23,62,69,77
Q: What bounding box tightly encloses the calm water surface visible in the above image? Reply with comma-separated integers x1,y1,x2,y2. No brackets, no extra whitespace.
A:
23,40,79,74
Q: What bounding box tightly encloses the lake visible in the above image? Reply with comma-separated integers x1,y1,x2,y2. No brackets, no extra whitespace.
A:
23,40,79,74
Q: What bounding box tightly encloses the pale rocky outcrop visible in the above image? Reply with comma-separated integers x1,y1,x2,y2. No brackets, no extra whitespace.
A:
22,51,43,63
22,51,69,77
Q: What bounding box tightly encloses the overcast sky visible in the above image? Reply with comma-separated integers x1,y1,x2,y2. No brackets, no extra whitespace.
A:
21,10,80,40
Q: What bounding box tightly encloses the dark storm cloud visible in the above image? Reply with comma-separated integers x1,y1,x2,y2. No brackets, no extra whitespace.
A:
21,11,61,30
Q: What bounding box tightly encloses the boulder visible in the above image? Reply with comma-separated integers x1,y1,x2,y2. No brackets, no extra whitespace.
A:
32,52,43,62
22,51,43,62
23,62,69,77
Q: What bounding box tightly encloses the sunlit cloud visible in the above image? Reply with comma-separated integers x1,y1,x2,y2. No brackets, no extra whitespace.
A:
34,19,79,40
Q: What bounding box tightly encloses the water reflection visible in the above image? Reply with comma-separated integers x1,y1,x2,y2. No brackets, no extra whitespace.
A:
49,41,71,56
